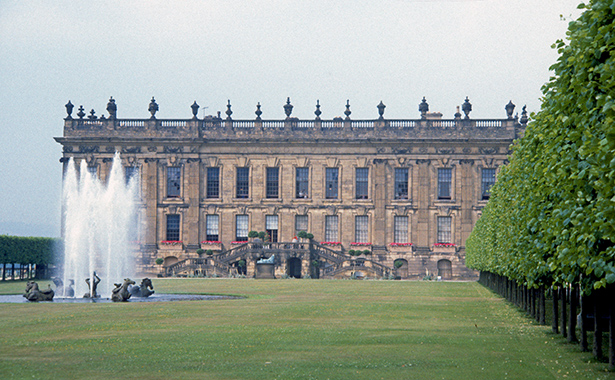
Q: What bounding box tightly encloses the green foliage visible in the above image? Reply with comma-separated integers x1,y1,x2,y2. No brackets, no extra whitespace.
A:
348,249,356,256
237,259,246,267
0,235,57,265
206,249,213,256
248,231,259,239
394,260,404,269
155,258,164,265
297,230,308,239
306,233,314,240
466,0,615,294
362,249,371,255
196,248,205,255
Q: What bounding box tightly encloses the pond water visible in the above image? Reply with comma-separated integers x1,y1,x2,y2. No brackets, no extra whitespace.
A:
0,293,240,303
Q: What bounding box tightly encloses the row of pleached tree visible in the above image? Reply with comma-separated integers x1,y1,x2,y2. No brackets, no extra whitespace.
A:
0,235,58,280
466,0,615,369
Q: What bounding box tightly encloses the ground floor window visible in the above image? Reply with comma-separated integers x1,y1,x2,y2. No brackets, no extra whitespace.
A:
355,215,369,243
266,215,278,242
393,216,408,243
236,215,249,241
206,214,219,241
437,216,452,243
325,215,338,242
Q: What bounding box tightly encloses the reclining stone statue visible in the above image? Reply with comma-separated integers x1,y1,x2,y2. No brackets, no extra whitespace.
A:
129,278,155,297
23,281,54,302
257,254,275,264
52,277,74,297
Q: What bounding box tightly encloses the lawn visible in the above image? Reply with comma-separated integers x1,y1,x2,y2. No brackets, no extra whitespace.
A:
0,279,612,380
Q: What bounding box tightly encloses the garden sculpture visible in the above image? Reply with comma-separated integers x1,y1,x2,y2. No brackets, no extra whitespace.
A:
52,277,74,297
111,278,136,302
83,271,101,298
23,281,54,302
257,254,275,264
129,278,155,297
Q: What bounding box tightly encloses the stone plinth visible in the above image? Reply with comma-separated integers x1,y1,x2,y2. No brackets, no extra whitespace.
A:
255,263,276,279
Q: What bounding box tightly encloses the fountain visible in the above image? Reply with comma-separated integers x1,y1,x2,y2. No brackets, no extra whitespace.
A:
60,152,139,298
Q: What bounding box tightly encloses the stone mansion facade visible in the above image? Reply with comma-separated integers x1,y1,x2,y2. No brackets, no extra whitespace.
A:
55,97,526,280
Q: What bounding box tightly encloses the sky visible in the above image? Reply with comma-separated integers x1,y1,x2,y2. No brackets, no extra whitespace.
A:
0,0,584,238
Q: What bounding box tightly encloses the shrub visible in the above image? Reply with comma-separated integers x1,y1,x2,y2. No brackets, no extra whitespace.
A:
248,231,259,239
196,248,205,255
348,249,356,256
297,231,308,239
206,249,213,255
306,233,314,240
155,258,164,265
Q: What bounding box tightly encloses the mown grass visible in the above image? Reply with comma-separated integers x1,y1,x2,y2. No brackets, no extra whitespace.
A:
0,279,612,379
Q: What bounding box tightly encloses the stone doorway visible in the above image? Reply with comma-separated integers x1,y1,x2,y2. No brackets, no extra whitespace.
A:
437,259,452,279
287,257,302,278
394,259,408,279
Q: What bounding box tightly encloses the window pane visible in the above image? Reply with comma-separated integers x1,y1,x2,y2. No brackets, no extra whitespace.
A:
166,214,180,241
394,168,409,199
481,168,496,199
296,167,309,198
295,215,308,234
266,167,279,198
355,168,368,199
207,167,220,199
167,167,181,197
355,215,369,243
438,168,452,199
236,167,249,198
87,166,98,179
394,216,408,243
206,214,219,241
326,168,338,199
236,215,249,241
437,216,451,243
266,215,278,242
325,215,338,242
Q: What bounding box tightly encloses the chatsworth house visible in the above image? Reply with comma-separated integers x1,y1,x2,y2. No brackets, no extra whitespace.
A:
55,96,526,280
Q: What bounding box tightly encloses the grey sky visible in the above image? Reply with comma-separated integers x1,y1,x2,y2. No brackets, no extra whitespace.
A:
0,0,583,237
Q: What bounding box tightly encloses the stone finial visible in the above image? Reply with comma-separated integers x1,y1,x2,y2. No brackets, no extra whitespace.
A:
65,101,74,119
462,97,472,119
255,102,262,120
106,97,117,119
454,106,462,119
77,105,86,119
284,97,293,118
191,101,200,119
377,101,386,120
88,109,97,119
314,100,322,120
419,97,429,119
225,100,233,120
344,99,351,120
148,97,159,119
520,105,528,125
505,100,515,119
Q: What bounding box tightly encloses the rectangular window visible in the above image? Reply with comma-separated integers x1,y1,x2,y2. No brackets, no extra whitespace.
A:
295,167,309,198
266,215,279,242
394,168,409,200
325,168,339,199
295,215,308,234
481,168,496,200
355,215,369,243
87,166,98,179
166,214,180,241
207,167,220,199
266,167,279,199
355,168,369,199
206,215,219,241
236,167,249,199
437,168,452,199
394,216,409,243
125,166,139,185
437,216,452,243
167,166,181,198
325,215,338,242
235,215,249,241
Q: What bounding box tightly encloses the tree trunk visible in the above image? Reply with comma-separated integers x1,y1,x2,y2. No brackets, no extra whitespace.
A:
608,285,614,371
561,286,568,338
1,263,5,281
580,291,589,352
593,291,603,359
552,286,559,334
568,284,578,343
539,286,546,325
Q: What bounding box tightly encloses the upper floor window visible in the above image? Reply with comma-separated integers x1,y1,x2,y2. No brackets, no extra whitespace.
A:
166,214,180,241
325,168,339,199
355,168,369,199
206,167,220,199
394,216,408,243
481,168,496,200
266,215,279,242
206,214,219,241
437,168,452,199
296,167,309,198
437,216,452,243
125,166,139,185
236,167,249,199
355,215,369,243
295,215,308,234
325,215,338,242
235,215,249,241
266,167,279,199
87,166,98,179
394,168,409,200
167,166,181,198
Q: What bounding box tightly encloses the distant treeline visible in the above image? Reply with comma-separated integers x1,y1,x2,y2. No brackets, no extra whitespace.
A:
0,235,60,280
